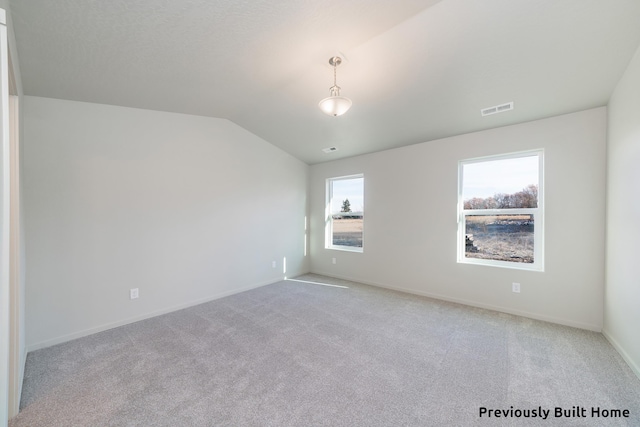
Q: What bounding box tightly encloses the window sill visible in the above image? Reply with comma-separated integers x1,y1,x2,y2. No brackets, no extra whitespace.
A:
327,245,363,253
458,257,543,272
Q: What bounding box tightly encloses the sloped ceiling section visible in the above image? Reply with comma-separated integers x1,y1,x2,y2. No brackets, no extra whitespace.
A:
10,0,640,164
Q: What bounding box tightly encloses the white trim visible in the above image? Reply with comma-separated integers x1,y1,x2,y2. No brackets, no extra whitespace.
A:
327,246,364,253
325,174,364,253
326,173,364,181
457,149,544,272
0,12,11,426
458,148,542,165
602,329,640,381
7,93,19,418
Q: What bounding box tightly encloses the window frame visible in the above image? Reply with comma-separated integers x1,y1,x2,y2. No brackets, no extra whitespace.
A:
457,150,544,271
326,174,364,253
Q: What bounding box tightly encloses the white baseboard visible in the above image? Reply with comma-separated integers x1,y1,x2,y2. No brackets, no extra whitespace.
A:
26,274,298,353
309,270,602,332
602,329,640,381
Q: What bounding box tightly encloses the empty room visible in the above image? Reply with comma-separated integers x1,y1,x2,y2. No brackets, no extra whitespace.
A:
1,0,640,425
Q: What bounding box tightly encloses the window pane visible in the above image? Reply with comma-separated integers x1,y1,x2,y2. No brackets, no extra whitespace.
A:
463,156,538,209
330,177,363,248
332,215,363,247
465,214,534,263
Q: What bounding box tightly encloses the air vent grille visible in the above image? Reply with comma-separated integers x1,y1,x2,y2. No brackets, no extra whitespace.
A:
482,102,514,117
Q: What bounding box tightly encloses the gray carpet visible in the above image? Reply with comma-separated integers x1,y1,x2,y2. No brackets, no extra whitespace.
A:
10,274,640,426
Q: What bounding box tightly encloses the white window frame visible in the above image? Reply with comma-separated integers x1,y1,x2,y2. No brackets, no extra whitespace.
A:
457,150,544,271
326,174,364,253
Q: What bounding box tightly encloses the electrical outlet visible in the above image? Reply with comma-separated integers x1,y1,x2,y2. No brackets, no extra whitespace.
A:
130,288,139,300
512,282,521,293
332,257,337,265
272,261,276,268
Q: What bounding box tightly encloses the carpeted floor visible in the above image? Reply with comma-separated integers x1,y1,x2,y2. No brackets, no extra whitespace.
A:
10,274,640,426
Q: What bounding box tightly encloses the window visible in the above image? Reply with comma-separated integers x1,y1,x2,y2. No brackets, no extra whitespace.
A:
326,174,364,252
458,150,543,271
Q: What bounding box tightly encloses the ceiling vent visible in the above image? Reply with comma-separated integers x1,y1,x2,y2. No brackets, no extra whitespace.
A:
481,102,514,117
322,147,338,153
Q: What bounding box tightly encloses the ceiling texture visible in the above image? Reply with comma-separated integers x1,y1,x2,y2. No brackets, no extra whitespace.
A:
9,0,640,164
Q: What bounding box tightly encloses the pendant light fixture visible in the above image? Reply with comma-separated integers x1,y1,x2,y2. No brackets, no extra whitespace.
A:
318,56,352,116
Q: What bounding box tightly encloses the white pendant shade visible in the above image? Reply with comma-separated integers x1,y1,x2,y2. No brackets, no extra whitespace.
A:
319,56,352,117
319,96,352,117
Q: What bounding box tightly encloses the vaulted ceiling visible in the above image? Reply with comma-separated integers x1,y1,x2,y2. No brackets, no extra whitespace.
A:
10,0,640,164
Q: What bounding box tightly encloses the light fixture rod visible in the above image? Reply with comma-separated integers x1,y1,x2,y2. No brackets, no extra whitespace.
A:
329,56,342,96
330,56,341,87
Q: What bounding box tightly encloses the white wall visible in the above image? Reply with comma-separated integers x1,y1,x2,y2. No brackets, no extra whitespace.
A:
310,108,607,331
23,96,309,350
604,43,640,378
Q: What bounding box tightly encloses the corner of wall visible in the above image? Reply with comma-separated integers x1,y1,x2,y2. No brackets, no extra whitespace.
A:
602,329,640,381
604,39,640,382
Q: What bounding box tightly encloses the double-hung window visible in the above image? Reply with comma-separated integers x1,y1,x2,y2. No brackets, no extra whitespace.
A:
326,174,364,252
458,150,543,271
